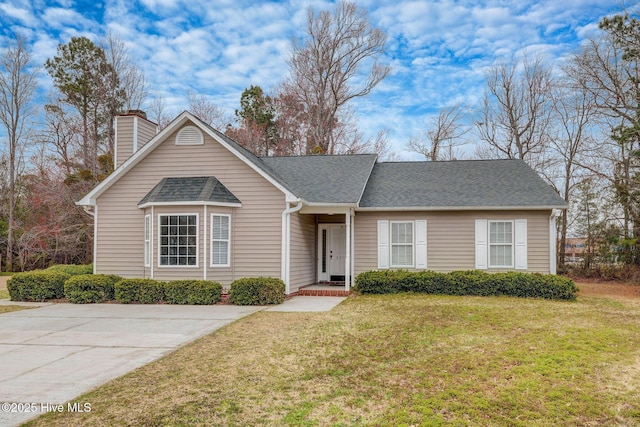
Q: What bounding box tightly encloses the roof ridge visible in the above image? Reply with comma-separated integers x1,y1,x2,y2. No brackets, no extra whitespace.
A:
261,153,378,159
378,158,523,164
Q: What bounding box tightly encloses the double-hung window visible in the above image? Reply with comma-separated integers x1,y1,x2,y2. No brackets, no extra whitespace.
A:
144,214,151,267
159,214,198,266
391,221,414,267
489,221,513,268
211,214,230,267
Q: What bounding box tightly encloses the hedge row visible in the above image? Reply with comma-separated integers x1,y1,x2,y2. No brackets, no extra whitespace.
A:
64,274,121,303
354,270,578,300
7,268,284,305
47,264,94,276
228,277,285,305
7,270,71,302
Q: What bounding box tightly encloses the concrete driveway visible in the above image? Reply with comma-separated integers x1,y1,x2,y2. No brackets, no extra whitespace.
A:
0,303,263,426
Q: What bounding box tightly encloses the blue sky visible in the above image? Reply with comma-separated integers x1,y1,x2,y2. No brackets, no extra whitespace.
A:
0,0,624,159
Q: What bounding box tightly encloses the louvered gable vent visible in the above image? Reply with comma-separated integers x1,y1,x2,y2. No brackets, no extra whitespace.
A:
176,125,203,145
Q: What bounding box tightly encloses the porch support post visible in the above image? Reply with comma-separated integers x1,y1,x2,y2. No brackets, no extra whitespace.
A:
281,201,303,294
150,205,154,279
345,212,351,291
350,209,355,289
203,205,208,281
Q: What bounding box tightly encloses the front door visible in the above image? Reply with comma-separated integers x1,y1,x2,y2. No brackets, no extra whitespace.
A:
318,224,346,282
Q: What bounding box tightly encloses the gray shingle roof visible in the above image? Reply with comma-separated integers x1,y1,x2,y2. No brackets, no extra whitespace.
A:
138,176,240,206
260,154,377,204
359,159,567,209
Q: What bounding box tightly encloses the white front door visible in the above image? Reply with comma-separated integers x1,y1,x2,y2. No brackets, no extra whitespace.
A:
318,224,346,282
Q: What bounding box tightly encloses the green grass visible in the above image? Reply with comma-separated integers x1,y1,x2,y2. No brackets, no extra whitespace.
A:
25,294,640,426
0,289,8,299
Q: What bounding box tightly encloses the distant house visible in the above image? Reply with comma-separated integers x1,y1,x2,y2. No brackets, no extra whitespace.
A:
563,238,587,264
77,111,567,295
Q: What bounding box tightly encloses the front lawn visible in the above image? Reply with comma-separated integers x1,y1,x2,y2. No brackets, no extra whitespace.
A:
27,294,640,426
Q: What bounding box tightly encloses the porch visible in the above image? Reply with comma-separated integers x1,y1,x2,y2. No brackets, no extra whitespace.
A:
286,206,356,295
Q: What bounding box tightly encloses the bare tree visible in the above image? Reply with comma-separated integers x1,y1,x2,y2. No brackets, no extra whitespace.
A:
282,1,390,154
105,32,148,112
549,81,597,269
0,35,38,271
409,105,469,160
187,91,230,130
42,101,81,176
565,25,640,249
476,53,553,168
147,94,172,130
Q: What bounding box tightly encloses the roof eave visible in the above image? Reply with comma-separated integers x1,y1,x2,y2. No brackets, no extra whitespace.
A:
138,201,243,209
356,204,568,212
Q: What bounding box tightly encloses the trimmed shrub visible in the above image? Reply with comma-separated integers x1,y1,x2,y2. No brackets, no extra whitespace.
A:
354,270,578,301
115,278,165,304
47,264,93,276
229,277,285,305
165,280,223,305
7,270,71,301
64,274,122,303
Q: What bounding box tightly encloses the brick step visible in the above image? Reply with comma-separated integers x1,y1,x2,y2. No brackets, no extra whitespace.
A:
298,289,350,297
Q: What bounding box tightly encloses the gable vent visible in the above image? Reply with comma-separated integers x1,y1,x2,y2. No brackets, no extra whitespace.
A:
176,126,204,145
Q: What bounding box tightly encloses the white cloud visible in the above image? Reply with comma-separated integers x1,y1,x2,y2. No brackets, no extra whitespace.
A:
0,2,38,26
7,0,625,158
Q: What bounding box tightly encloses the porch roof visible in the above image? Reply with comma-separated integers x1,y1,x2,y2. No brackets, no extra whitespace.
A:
138,176,241,207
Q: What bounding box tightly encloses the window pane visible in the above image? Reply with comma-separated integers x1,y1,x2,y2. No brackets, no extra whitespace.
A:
159,215,197,266
392,244,413,266
490,222,512,244
490,245,512,266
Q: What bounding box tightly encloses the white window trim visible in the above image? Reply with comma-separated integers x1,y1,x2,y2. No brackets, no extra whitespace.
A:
390,220,415,268
210,213,231,268
157,213,200,268
144,214,151,268
488,220,514,269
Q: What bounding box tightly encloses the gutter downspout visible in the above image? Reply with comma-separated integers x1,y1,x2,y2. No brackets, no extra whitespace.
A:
281,200,303,294
81,205,97,274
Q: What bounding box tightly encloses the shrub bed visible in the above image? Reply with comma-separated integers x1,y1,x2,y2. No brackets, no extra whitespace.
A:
165,280,223,305
7,270,71,301
229,277,285,305
115,278,165,304
354,270,578,301
47,264,94,276
64,274,122,303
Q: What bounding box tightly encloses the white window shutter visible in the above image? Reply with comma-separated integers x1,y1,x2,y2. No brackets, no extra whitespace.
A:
475,219,488,270
515,219,528,270
415,220,427,269
377,220,389,269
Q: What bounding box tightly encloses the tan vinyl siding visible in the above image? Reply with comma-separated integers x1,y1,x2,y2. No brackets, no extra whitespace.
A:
114,116,134,169
354,210,552,275
96,122,285,284
289,212,316,293
136,118,157,150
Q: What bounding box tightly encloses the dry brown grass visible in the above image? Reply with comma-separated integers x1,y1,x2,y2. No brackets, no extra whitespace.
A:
0,305,29,314
23,293,640,426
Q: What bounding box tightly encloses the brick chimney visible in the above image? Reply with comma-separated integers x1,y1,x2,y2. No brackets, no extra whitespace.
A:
114,110,158,169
